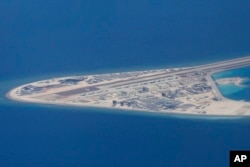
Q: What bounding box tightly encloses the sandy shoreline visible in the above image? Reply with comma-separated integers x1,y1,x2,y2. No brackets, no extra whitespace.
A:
6,80,250,118
6,90,250,118
6,56,250,117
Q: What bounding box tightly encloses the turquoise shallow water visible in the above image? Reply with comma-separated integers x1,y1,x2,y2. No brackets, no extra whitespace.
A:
242,79,250,86
1,0,250,167
1,60,250,167
212,66,250,101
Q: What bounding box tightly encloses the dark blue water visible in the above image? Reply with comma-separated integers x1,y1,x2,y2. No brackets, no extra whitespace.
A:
1,0,250,167
213,67,250,101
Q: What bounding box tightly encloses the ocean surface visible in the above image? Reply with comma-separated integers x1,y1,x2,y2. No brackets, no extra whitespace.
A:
1,0,250,167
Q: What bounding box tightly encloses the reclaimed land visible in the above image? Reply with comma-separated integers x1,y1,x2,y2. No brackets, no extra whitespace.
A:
7,56,250,116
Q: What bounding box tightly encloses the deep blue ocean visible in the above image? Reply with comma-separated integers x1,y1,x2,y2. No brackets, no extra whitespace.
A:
1,0,250,167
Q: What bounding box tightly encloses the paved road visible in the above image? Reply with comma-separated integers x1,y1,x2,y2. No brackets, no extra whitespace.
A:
56,56,250,95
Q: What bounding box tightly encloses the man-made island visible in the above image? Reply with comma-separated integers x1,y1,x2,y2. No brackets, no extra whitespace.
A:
7,56,250,116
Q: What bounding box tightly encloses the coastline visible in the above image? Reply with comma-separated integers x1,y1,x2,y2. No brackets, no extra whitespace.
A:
6,89,250,118
6,56,250,117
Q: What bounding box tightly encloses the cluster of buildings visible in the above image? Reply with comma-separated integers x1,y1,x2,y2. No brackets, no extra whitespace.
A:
99,73,214,112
